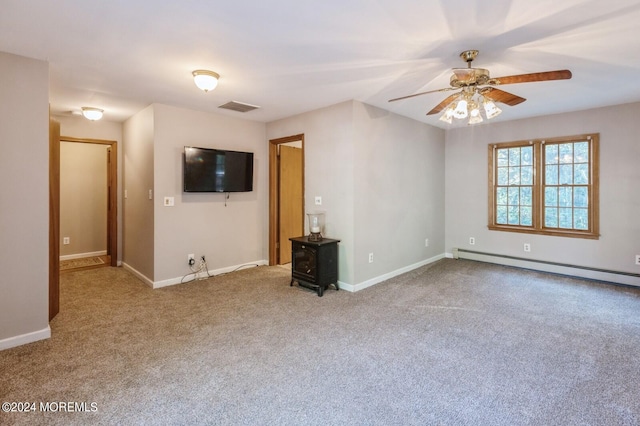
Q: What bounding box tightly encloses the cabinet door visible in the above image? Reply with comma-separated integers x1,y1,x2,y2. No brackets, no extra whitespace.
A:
292,244,316,282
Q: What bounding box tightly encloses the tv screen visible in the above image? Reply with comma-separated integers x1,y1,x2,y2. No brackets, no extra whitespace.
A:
183,146,254,193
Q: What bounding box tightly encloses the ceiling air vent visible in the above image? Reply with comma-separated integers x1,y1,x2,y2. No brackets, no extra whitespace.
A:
218,101,260,113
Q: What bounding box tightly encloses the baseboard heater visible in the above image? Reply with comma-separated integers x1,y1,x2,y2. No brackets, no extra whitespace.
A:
452,248,640,287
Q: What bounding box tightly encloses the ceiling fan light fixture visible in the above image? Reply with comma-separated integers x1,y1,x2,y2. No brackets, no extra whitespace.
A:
192,70,220,92
81,107,103,121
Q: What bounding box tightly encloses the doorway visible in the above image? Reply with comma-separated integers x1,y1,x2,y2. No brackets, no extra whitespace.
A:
58,137,117,269
269,134,304,265
51,137,117,273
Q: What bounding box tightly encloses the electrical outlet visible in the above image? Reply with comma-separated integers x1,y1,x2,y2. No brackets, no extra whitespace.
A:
425,238,429,247
164,196,174,206
469,237,475,245
188,254,195,266
524,243,531,252
63,237,70,245
636,255,640,266
368,253,374,263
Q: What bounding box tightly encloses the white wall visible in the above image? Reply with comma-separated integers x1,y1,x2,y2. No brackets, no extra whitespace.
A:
152,104,268,283
352,102,445,285
267,101,357,284
267,100,446,287
445,102,640,282
122,104,268,285
123,105,155,280
0,52,50,348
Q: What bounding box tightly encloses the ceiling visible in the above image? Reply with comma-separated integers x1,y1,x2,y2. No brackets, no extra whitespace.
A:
2,0,640,129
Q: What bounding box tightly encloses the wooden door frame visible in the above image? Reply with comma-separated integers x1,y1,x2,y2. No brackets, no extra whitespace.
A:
49,118,60,321
269,134,304,265
56,136,118,267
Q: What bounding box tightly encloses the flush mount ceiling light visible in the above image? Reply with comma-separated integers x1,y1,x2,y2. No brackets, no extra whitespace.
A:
81,107,104,121
192,70,220,92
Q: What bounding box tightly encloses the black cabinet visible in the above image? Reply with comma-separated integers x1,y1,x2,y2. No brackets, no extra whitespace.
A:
289,236,340,297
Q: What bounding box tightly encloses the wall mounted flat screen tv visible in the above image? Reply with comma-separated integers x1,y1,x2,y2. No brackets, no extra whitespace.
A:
183,146,254,193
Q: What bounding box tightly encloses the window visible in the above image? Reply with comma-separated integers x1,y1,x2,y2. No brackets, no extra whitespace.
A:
488,134,599,239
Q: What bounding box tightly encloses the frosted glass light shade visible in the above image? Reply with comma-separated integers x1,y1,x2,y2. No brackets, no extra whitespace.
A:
439,105,455,123
453,99,468,119
483,98,502,119
81,107,103,121
192,70,220,92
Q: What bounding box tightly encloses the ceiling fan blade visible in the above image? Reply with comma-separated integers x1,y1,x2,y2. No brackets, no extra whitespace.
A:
427,93,460,115
479,87,526,106
389,87,455,103
491,70,572,85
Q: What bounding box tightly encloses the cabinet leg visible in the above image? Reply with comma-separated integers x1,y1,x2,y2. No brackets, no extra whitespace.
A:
290,279,294,287
317,286,324,297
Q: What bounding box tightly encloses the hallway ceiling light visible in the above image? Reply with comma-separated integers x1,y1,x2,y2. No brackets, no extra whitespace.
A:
81,107,104,121
192,70,220,92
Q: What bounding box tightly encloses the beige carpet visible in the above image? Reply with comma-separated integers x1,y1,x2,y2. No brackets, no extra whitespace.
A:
1,260,639,425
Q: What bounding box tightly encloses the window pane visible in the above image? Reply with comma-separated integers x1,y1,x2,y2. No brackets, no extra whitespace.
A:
509,167,520,185
574,208,588,230
497,206,508,224
546,165,558,185
521,146,533,166
559,164,573,185
521,206,532,226
559,208,573,228
509,148,520,166
497,149,509,167
497,167,508,185
508,187,520,205
521,187,532,206
559,143,573,163
508,206,520,225
559,187,573,207
496,187,508,205
545,144,558,164
574,187,588,208
574,142,589,163
545,187,558,206
558,187,573,207
574,163,589,184
545,207,558,227
521,166,533,185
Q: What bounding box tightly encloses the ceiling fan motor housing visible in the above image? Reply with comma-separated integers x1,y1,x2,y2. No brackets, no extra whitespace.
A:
450,68,490,87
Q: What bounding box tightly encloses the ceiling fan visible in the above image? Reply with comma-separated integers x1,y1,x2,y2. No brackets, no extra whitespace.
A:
389,50,572,124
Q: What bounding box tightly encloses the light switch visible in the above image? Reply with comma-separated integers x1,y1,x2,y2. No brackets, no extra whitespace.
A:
315,196,322,205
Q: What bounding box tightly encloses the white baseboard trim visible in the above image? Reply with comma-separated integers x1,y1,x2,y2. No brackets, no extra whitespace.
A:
452,248,640,288
339,253,446,293
60,250,107,261
0,326,51,351
121,262,154,287
122,260,270,289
